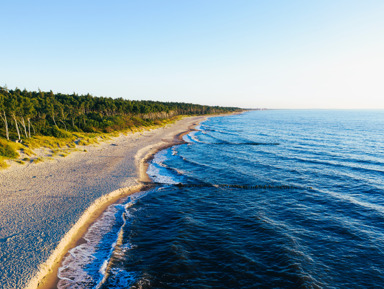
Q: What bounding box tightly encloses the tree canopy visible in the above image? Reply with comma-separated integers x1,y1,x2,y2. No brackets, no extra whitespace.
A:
0,86,241,140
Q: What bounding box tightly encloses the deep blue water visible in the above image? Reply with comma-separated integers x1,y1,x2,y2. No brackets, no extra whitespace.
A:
58,110,384,288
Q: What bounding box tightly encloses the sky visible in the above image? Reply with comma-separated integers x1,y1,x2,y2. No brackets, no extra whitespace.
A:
1,0,384,109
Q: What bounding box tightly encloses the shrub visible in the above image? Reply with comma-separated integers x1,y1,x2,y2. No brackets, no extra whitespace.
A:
52,126,72,138
0,139,19,158
0,157,9,169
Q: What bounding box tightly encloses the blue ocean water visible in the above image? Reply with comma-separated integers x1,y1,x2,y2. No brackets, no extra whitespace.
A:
58,110,384,288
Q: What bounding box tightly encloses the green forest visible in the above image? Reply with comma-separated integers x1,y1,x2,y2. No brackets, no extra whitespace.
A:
0,86,240,141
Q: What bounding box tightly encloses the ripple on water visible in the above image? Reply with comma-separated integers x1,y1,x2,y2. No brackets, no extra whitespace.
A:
59,110,384,288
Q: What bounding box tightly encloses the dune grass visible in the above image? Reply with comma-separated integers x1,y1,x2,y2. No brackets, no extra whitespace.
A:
0,138,21,159
0,115,185,169
32,157,44,164
0,156,9,169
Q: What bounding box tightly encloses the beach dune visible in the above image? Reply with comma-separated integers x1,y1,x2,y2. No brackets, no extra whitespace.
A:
0,116,205,289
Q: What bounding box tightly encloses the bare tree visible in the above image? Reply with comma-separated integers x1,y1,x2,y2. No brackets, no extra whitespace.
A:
0,110,9,140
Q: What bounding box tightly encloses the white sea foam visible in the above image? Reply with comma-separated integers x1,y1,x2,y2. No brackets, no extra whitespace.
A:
55,141,188,287
56,191,151,289
171,146,178,155
104,268,136,287
183,131,201,143
190,131,202,143
57,204,120,288
147,149,183,184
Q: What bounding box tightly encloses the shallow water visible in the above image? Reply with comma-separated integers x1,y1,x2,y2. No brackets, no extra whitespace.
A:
58,110,384,288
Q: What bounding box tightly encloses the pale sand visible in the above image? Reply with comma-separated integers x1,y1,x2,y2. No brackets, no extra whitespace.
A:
0,115,207,289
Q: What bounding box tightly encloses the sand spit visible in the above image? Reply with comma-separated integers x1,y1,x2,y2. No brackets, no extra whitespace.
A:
0,116,206,289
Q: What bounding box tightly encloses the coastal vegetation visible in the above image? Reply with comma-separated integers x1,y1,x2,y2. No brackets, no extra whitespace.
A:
0,86,240,167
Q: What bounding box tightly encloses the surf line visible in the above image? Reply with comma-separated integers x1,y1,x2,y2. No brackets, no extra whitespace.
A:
27,116,209,289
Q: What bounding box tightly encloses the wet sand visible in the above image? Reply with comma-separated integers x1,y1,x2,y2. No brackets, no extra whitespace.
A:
0,116,206,289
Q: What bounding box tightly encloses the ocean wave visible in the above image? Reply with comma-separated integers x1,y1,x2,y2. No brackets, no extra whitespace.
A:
57,204,123,288
56,110,384,288
147,149,184,184
57,191,151,289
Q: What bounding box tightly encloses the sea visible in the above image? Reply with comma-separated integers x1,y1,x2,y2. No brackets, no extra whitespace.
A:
57,110,384,289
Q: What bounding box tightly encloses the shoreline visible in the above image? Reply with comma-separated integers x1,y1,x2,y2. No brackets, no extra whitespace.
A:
138,121,201,183
28,116,208,289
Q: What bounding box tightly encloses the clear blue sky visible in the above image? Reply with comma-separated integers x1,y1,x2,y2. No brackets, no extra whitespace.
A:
1,0,383,108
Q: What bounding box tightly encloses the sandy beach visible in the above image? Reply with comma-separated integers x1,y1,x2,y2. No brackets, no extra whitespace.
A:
0,115,206,289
